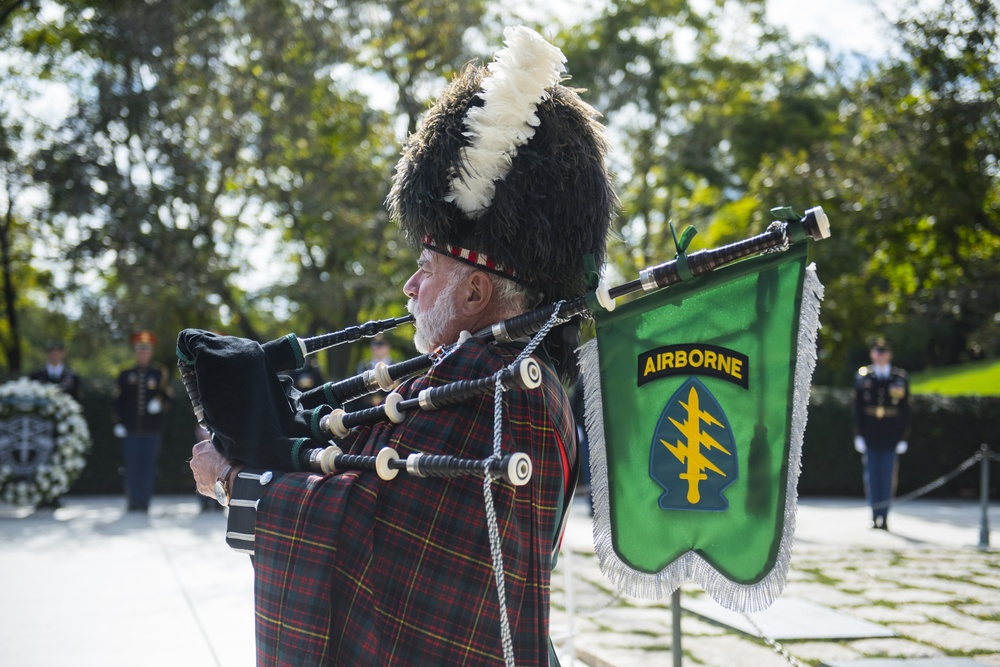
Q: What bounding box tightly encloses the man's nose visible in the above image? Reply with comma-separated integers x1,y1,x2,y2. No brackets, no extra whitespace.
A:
403,271,419,298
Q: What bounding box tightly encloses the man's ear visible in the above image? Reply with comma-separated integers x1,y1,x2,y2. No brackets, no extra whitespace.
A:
460,271,493,317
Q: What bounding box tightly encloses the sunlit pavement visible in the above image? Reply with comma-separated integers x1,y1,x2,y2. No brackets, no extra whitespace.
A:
1,494,997,667
553,495,1000,667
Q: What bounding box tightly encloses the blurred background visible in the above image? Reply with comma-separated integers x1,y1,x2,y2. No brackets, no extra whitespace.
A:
0,0,996,497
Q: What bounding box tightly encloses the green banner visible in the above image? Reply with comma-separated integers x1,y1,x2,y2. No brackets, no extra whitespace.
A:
580,244,823,612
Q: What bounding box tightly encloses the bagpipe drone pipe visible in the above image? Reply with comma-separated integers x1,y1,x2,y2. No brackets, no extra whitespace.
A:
176,205,830,485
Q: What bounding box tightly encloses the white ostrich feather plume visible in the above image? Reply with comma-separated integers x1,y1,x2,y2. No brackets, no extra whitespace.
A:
445,26,567,217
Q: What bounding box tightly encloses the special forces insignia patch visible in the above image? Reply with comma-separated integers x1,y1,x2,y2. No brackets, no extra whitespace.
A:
649,376,737,511
0,413,55,478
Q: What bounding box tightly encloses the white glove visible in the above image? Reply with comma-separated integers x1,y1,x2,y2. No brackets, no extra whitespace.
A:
113,423,127,438
854,436,866,454
895,441,908,454
147,397,162,415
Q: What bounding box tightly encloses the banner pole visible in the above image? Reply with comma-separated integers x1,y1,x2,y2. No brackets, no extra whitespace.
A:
565,548,576,665
980,443,991,549
671,589,682,666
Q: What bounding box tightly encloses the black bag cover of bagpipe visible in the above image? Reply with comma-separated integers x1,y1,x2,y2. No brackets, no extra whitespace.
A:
177,329,327,471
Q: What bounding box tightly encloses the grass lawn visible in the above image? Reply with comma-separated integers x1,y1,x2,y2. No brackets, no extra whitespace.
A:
909,357,1000,397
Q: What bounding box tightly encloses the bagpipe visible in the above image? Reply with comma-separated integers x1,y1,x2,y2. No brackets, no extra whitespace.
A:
176,205,830,491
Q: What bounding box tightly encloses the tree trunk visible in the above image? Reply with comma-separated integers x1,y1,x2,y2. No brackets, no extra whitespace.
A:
0,201,21,374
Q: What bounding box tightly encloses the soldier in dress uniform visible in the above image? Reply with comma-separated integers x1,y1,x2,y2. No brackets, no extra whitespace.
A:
112,331,173,512
29,341,82,401
852,336,910,530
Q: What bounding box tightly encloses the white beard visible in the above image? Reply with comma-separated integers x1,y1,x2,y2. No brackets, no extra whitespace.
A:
407,275,462,354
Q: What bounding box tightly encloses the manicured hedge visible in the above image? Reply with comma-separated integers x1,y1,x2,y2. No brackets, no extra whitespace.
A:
800,387,999,498
69,378,199,496
62,382,999,499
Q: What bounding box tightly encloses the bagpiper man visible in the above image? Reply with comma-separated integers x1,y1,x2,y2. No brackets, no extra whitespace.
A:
189,26,615,666
852,336,911,530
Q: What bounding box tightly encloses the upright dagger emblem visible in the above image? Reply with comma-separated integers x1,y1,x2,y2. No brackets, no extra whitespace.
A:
649,377,737,511
663,384,729,503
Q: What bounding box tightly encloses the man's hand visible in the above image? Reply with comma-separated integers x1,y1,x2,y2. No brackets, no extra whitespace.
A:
854,436,867,454
190,439,230,498
895,441,908,455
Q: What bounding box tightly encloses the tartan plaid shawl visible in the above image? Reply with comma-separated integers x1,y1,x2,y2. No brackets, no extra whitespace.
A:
253,339,576,666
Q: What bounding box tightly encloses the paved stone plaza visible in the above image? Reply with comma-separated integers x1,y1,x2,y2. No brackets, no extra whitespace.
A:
551,497,1000,667
1,494,997,667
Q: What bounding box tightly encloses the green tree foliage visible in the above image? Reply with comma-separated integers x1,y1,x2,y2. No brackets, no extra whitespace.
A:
748,0,999,381
0,5,66,376
199,0,397,377
346,0,489,135
24,0,262,353
869,0,1000,365
558,0,997,384
5,0,488,378
1,0,997,390
557,0,842,275
245,0,490,375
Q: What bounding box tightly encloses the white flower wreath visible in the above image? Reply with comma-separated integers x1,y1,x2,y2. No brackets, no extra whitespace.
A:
0,378,92,507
